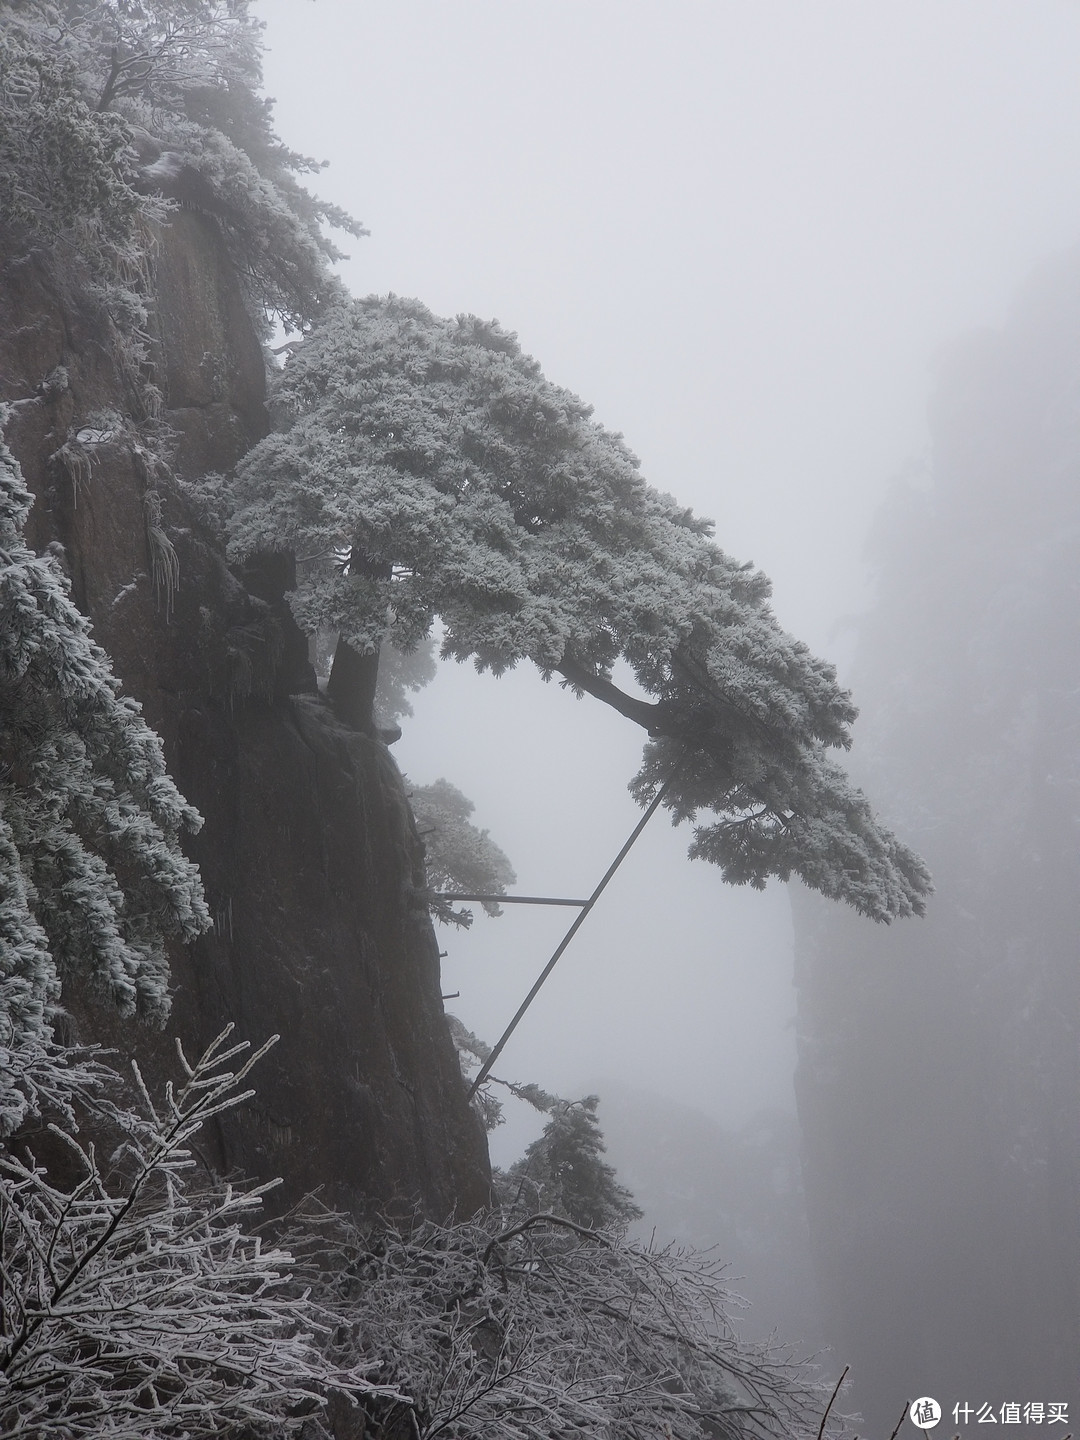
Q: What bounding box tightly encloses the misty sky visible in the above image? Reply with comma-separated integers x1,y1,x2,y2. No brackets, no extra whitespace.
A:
255,0,1080,1161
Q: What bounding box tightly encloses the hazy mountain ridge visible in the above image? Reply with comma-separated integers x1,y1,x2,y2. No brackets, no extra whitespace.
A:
793,246,1080,1427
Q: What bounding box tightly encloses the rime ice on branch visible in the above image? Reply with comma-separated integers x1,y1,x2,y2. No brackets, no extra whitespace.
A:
229,295,931,922
0,0,364,332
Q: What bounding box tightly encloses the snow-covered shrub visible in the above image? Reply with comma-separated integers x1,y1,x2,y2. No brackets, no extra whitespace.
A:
0,1021,824,1440
131,111,359,332
319,1207,819,1440
0,1027,403,1438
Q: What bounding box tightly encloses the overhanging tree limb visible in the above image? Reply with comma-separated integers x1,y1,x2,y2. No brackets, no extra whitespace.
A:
556,653,666,732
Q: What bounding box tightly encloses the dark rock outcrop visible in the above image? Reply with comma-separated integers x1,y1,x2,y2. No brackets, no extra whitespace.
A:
0,211,490,1219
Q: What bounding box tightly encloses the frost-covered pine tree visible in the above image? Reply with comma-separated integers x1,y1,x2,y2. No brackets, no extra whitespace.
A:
0,421,209,1132
0,0,362,330
410,777,516,928
504,1095,643,1232
229,295,931,922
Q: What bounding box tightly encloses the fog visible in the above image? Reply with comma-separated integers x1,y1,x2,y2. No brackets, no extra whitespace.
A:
255,0,1080,1415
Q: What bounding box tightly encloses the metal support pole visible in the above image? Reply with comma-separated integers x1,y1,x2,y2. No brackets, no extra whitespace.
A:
467,761,685,1100
436,893,589,908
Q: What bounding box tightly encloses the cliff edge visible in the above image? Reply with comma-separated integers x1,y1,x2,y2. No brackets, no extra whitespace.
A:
0,210,490,1219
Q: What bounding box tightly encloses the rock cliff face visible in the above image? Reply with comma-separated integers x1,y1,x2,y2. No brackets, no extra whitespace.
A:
0,211,490,1219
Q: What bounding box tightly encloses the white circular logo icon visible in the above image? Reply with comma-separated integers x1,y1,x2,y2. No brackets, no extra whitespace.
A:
910,1398,942,1430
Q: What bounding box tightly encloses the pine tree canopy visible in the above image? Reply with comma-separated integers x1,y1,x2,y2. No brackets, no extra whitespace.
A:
0,425,209,1129
229,294,932,923
505,1096,643,1232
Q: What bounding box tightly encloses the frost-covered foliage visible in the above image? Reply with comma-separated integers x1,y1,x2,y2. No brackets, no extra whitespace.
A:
229,294,931,921
0,1026,820,1440
0,1027,403,1438
445,1014,557,1132
0,0,360,330
411,777,516,928
0,16,146,248
374,634,438,727
322,1208,818,1440
503,1095,643,1232
0,425,209,1131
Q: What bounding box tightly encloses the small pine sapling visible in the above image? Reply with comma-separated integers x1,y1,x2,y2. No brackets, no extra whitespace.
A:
503,1095,643,1232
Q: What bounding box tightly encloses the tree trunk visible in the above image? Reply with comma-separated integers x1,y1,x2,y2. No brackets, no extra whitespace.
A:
327,634,380,731
556,653,665,732
326,546,391,731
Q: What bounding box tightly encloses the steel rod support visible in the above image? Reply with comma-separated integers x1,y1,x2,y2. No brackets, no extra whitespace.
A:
436,893,589,908
467,757,686,1100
